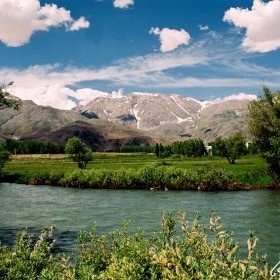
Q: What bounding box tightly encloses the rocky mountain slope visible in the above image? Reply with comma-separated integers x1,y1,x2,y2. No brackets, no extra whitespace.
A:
0,100,86,140
0,100,156,151
73,92,252,143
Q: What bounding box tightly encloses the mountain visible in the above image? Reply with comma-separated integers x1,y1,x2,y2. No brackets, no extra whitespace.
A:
37,120,155,151
0,100,86,140
0,99,157,151
73,92,253,143
192,99,249,142
0,92,254,151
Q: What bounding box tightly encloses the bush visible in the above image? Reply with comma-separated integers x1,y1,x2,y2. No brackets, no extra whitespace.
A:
29,164,248,191
0,227,58,280
199,168,241,191
28,172,63,186
0,213,272,279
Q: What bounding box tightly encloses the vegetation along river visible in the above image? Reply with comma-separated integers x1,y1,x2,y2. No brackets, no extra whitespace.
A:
0,183,279,263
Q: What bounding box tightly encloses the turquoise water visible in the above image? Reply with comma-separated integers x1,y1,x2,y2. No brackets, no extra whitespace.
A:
0,183,279,262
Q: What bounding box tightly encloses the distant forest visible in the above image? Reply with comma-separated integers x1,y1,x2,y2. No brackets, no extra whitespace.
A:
6,139,65,154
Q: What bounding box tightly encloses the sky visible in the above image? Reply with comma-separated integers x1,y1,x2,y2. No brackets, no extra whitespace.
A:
1,0,280,110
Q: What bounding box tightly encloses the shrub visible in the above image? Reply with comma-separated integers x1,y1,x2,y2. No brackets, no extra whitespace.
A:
199,168,246,191
0,212,272,279
30,164,248,191
28,172,63,186
0,227,58,279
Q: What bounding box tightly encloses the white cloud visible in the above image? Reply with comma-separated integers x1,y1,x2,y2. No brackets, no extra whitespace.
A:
121,44,208,74
149,27,191,52
69,17,90,31
113,0,134,9
223,0,280,53
0,0,90,47
74,88,108,105
198,25,209,31
2,36,280,110
222,92,257,101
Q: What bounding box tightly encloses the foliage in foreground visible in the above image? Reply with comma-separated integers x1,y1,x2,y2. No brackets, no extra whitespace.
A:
0,212,272,280
27,164,250,191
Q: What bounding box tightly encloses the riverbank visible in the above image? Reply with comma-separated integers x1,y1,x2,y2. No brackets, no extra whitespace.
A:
2,154,276,190
1,164,275,191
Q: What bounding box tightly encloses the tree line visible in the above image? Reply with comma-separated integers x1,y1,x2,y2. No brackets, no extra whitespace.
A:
155,138,206,158
5,139,65,155
154,133,252,164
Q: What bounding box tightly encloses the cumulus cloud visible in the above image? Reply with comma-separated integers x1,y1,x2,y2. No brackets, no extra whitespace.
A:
113,0,134,9
149,27,191,52
223,0,280,53
69,17,90,31
74,88,108,105
0,0,90,47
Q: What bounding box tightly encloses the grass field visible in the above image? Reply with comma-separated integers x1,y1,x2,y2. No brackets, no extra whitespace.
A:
3,153,272,187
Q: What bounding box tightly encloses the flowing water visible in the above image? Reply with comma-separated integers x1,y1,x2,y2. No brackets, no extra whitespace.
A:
0,183,280,263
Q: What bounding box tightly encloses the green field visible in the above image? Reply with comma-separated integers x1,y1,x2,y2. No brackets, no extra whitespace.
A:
3,153,272,187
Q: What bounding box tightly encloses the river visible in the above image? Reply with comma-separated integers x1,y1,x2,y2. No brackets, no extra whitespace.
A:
0,183,279,263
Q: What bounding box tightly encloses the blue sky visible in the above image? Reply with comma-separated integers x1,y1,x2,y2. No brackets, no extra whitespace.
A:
0,0,280,109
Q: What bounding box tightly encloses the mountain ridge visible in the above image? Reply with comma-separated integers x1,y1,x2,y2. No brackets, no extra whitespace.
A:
0,92,254,151
72,92,253,142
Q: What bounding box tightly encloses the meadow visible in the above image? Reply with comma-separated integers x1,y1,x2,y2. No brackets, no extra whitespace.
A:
3,153,272,188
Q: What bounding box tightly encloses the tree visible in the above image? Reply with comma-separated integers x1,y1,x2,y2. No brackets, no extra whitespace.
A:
248,86,280,177
171,139,206,157
0,82,20,109
212,132,246,164
155,143,160,157
65,137,93,169
0,83,18,177
0,139,10,177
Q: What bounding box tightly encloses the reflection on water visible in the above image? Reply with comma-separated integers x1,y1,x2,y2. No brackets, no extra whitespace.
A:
0,183,280,262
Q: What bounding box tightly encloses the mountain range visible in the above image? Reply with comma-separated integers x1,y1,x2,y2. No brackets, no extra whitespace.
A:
0,92,254,151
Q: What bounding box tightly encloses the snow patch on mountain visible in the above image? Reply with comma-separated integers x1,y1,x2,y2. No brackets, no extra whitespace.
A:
132,105,141,129
132,92,159,97
170,95,191,115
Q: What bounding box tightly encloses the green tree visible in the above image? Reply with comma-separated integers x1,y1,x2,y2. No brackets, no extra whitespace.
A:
212,132,246,164
0,82,20,109
65,137,93,169
0,83,18,177
248,87,280,177
171,139,206,157
0,139,10,177
155,143,160,157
